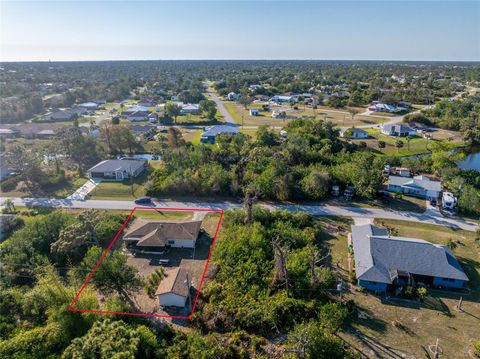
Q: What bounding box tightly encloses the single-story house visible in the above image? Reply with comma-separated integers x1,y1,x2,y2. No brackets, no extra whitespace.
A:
0,123,62,139
380,124,415,137
369,103,403,113
49,110,78,122
126,110,150,122
254,94,270,101
92,99,107,105
200,124,239,143
0,128,19,138
78,102,100,110
180,103,200,115
128,125,156,139
351,224,469,292
155,267,191,307
227,92,240,101
123,218,202,250
137,97,155,107
387,175,442,200
87,159,147,181
249,108,260,116
270,95,295,103
340,127,368,139
122,105,150,116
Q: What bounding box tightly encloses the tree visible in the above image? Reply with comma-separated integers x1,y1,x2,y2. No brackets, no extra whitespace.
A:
74,247,143,308
238,95,253,110
301,167,331,199
167,127,185,148
55,126,99,168
473,340,480,358
100,125,139,154
2,199,16,213
62,319,158,359
166,101,182,123
405,135,412,150
395,139,404,152
199,99,217,120
378,140,386,148
4,144,44,192
348,108,361,122
144,268,165,298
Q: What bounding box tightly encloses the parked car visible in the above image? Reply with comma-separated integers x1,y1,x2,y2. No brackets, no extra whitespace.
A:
134,196,152,204
430,198,437,207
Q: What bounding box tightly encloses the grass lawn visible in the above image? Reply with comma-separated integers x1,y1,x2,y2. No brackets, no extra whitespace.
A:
182,129,202,144
351,128,464,157
223,101,386,127
0,176,88,198
326,218,480,358
326,195,426,213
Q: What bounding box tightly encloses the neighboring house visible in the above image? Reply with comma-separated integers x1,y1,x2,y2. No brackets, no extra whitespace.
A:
390,167,411,177
36,129,56,138
200,124,239,143
380,124,415,137
138,97,155,107
254,94,270,101
387,175,442,200
369,103,403,113
249,108,259,116
87,159,147,181
92,99,107,105
227,92,240,101
0,123,62,139
122,105,150,116
78,102,100,110
340,127,368,139
271,111,286,119
156,267,191,307
270,95,295,103
0,128,19,138
49,110,78,122
126,110,150,122
123,218,202,250
128,125,156,139
351,224,469,292
180,103,200,115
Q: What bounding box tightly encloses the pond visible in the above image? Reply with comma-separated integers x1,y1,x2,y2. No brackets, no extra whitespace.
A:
459,151,480,172
118,153,161,161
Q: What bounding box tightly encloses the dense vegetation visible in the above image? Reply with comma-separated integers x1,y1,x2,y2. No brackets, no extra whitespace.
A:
148,119,385,201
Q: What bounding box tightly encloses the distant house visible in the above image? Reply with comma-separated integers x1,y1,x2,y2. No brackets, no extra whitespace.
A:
271,111,286,119
270,95,295,103
380,124,415,137
351,224,468,292
369,103,403,113
180,103,200,115
49,110,78,122
340,127,368,139
78,102,99,110
254,94,270,102
0,123,62,139
126,110,150,122
123,219,202,250
87,159,147,181
200,124,239,143
128,125,156,139
227,92,240,101
387,175,442,200
156,267,191,307
122,105,150,116
137,97,155,107
92,99,107,105
249,108,260,116
0,128,19,138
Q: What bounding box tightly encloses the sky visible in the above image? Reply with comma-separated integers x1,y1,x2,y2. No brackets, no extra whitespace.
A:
1,1,479,62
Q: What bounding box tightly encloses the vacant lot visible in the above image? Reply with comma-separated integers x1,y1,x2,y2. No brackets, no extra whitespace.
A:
326,218,480,358
347,128,464,156
224,101,386,127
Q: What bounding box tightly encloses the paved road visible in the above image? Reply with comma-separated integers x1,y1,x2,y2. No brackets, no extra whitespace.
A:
1,197,477,232
205,85,236,124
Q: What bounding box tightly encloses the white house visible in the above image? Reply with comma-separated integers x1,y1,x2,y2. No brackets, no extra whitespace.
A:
270,95,295,104
87,159,147,181
380,124,415,137
339,127,368,139
156,267,191,307
180,103,200,115
78,102,99,110
387,175,442,200
227,92,240,101
249,108,259,116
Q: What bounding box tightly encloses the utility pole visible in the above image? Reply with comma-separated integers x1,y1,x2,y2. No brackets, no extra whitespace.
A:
455,296,463,312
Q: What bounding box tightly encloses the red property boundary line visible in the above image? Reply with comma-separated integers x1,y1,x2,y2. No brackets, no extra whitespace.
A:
68,206,224,320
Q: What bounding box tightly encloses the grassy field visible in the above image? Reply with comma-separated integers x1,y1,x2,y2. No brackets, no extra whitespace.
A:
326,218,480,358
223,101,386,127
348,128,464,156
0,176,88,198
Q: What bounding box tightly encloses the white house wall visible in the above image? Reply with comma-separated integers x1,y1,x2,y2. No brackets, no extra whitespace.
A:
158,292,187,307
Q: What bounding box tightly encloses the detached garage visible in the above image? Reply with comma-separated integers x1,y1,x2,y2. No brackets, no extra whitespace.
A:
156,268,191,307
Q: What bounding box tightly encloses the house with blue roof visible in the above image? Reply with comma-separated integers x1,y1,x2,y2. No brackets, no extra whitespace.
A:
351,224,469,293
387,175,442,200
200,124,239,143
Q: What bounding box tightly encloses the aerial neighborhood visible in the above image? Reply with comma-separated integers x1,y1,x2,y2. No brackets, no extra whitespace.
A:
0,59,479,358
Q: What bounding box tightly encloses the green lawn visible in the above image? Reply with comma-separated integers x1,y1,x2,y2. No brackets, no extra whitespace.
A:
0,176,88,198
327,218,480,358
351,128,463,157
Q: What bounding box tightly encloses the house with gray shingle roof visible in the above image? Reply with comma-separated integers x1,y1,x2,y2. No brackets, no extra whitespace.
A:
387,175,442,200
87,159,147,181
351,224,468,292
155,267,191,307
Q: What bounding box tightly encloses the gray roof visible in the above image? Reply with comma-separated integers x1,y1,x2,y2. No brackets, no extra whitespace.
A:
388,175,442,192
201,124,239,137
351,224,468,284
88,159,146,173
382,124,412,134
129,125,156,134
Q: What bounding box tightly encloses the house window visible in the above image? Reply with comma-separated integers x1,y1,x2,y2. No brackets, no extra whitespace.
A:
167,240,175,245
442,278,455,282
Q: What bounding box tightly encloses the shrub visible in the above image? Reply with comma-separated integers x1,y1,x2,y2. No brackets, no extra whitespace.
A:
417,287,427,300
473,340,480,358
0,176,20,192
446,239,457,251
378,140,386,148
359,141,367,148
